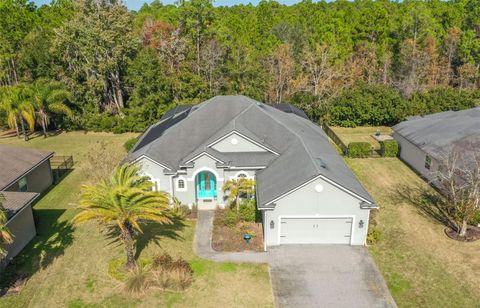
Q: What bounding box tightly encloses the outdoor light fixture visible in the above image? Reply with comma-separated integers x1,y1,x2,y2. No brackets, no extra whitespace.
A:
359,220,364,228
270,220,275,229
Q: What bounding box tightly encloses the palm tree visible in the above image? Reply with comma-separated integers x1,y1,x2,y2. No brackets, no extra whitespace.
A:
222,178,256,213
72,164,172,269
0,193,14,258
31,79,73,138
0,85,35,141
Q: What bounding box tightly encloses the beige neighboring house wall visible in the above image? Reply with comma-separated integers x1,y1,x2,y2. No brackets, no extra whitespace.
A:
1,191,38,268
5,160,53,193
4,203,36,262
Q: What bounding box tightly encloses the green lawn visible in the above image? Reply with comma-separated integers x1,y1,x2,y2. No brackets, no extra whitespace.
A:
331,126,393,150
0,131,272,307
346,158,480,307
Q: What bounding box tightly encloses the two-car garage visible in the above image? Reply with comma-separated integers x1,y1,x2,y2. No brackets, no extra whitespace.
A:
261,176,374,248
279,217,354,245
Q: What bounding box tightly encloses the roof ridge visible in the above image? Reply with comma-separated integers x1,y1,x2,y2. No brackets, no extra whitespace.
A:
254,104,322,173
232,102,255,129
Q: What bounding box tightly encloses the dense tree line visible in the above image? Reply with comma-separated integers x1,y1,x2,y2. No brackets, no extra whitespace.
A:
0,0,479,133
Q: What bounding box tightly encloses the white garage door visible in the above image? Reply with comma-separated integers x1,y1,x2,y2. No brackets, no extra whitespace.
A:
280,217,353,244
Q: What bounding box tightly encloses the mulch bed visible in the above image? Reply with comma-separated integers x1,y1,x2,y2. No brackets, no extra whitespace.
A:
212,210,264,252
445,226,480,242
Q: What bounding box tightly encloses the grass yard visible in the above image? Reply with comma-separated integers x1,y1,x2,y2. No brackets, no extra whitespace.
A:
346,158,480,307
332,126,393,150
0,131,272,307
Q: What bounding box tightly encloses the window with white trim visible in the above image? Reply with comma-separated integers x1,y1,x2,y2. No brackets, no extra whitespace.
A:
19,177,28,192
176,177,187,191
178,179,185,189
425,155,432,170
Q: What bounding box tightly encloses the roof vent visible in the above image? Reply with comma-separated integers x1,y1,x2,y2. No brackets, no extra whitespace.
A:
316,157,327,168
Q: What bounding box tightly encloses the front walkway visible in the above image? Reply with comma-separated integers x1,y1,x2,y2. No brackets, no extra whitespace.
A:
194,210,269,263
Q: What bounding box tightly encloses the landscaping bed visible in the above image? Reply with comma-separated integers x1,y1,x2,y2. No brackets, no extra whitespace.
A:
212,209,264,252
445,226,480,242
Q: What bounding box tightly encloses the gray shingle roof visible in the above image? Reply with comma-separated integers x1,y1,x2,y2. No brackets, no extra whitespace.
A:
393,107,480,160
0,145,54,190
128,95,374,205
1,191,38,220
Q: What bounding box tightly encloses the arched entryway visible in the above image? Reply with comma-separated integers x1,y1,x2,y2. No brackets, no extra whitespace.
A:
195,171,217,200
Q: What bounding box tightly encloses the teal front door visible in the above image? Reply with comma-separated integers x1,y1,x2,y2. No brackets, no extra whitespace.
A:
196,171,217,199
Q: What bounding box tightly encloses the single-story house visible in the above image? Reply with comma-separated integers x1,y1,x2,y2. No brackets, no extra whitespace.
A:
1,191,38,262
0,145,54,193
127,96,376,248
393,107,480,181
0,145,54,263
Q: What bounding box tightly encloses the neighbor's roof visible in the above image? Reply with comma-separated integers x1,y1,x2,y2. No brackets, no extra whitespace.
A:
0,145,54,190
1,191,38,220
392,107,480,159
128,95,373,206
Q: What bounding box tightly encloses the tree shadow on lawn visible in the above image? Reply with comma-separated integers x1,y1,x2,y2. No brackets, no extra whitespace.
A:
393,184,456,230
0,209,74,296
103,217,187,260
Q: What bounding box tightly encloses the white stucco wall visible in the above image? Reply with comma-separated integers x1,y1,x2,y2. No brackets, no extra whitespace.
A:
136,157,173,196
394,132,439,180
263,177,371,246
137,154,259,209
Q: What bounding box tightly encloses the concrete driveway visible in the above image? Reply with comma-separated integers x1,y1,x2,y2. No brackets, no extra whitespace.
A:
269,245,396,308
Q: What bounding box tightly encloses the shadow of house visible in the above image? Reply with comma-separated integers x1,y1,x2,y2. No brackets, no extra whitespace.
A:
102,217,186,260
0,209,74,296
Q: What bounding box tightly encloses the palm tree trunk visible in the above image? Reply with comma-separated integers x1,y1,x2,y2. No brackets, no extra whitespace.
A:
20,116,28,141
13,117,20,138
122,222,136,269
42,116,47,138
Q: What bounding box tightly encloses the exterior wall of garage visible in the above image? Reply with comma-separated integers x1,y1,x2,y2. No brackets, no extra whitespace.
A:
3,204,36,263
263,177,370,246
393,132,439,181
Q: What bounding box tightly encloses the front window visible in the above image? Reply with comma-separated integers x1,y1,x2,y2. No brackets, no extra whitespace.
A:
425,155,432,170
178,179,185,189
19,177,28,192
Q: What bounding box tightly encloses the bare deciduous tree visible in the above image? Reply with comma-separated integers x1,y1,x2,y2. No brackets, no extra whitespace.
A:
264,44,295,104
433,140,480,237
301,43,342,98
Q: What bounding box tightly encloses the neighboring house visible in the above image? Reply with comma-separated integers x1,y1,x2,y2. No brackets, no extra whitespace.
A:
0,145,54,263
1,191,38,262
393,108,480,181
0,145,54,193
127,95,376,248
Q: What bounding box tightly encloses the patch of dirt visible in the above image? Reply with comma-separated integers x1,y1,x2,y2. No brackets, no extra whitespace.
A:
445,226,480,242
186,210,197,220
212,210,264,252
